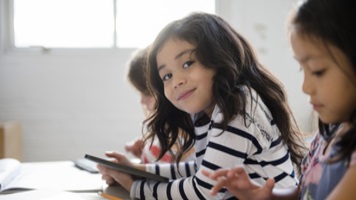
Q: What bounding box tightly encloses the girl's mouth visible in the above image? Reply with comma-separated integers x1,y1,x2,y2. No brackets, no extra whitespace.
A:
177,89,195,100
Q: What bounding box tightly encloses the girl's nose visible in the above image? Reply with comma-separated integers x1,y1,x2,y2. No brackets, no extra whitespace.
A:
302,72,313,95
173,74,186,89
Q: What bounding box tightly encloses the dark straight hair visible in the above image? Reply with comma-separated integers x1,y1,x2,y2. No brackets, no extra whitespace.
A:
292,0,356,163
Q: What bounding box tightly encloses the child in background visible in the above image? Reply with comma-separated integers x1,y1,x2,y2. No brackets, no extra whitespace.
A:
203,0,356,199
98,12,306,199
124,46,195,163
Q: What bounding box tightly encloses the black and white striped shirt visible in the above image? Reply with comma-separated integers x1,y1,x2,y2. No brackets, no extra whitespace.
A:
130,89,298,199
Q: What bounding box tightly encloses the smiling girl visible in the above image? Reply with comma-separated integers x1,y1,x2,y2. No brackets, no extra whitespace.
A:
124,46,195,164
98,12,306,199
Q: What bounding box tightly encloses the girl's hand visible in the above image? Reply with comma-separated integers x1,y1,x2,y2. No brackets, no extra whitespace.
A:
125,138,144,158
97,151,135,191
202,166,275,200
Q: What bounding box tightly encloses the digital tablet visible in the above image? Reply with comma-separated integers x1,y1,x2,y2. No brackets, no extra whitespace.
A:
73,158,99,173
84,154,169,182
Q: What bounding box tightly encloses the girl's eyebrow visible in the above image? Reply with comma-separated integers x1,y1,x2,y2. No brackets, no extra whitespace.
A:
294,55,323,64
157,64,166,72
294,55,311,63
175,48,195,60
158,48,195,72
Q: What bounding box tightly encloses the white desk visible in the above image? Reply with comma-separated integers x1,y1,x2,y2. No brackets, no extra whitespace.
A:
0,161,132,199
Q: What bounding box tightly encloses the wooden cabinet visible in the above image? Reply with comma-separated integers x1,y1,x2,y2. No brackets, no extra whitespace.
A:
0,121,22,160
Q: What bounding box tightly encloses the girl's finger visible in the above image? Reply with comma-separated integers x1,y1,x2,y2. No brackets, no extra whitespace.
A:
208,168,230,179
226,167,245,179
210,176,228,195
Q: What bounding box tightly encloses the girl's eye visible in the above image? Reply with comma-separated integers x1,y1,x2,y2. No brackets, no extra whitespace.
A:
312,69,326,77
183,60,194,68
162,73,172,81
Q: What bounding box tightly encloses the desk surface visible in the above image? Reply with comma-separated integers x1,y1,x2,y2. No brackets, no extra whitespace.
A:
0,187,132,200
104,184,131,199
0,160,132,199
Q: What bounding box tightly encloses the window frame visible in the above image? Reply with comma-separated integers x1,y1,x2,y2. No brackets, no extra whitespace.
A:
1,0,223,55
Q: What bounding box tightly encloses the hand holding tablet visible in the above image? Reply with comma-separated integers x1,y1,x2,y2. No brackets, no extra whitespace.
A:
84,154,169,182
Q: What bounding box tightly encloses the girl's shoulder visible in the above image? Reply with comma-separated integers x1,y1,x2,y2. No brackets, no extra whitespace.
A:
207,86,264,122
216,86,279,145
309,131,323,151
239,86,270,116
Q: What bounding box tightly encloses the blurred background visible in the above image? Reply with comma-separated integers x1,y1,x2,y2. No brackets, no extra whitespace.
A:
0,0,316,162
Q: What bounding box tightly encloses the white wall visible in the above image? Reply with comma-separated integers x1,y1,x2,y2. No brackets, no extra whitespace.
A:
219,0,315,132
0,0,314,162
0,51,145,161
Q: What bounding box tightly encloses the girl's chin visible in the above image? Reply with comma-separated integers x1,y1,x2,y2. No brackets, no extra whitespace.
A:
318,116,339,124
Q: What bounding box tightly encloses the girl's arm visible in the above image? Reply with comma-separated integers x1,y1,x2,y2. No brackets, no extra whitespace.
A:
326,154,356,200
144,160,196,178
98,151,196,188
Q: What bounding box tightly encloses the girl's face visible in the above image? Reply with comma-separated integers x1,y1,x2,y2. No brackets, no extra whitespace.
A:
156,38,216,116
290,30,356,124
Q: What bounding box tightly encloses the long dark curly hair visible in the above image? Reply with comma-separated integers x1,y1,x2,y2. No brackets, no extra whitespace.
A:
145,12,307,172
